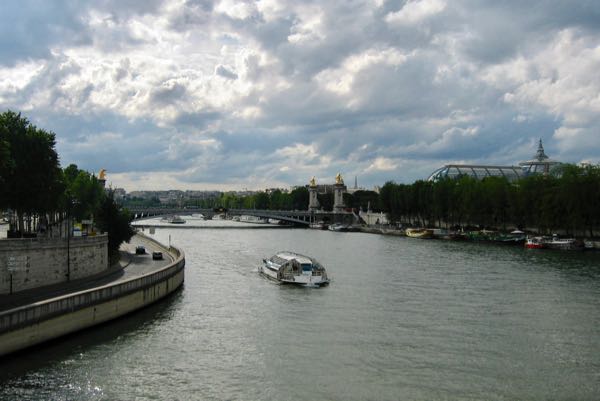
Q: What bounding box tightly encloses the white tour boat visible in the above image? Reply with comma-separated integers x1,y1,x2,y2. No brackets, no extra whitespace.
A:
239,215,268,224
167,215,186,224
260,252,330,287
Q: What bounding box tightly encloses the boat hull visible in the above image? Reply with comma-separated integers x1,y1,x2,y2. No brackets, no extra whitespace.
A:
259,265,329,286
525,236,583,250
405,228,434,239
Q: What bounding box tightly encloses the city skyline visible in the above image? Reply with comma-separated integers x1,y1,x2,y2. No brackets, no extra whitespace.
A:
1,1,599,191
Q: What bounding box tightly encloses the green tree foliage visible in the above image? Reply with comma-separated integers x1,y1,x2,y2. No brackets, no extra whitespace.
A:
96,190,135,261
289,186,309,210
317,192,334,211
344,190,380,211
123,196,162,208
62,164,105,220
0,132,12,207
211,186,309,211
0,110,136,255
378,165,600,236
0,111,63,233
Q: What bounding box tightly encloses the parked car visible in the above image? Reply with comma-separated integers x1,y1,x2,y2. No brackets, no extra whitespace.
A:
135,245,146,255
152,251,163,260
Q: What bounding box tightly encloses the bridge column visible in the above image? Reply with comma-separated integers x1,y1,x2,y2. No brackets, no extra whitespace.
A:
308,176,320,211
333,173,346,213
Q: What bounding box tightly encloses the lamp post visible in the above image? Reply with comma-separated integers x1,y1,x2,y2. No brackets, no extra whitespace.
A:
66,199,79,282
66,203,71,282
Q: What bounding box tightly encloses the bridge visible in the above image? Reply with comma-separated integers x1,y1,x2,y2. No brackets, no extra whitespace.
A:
128,207,357,226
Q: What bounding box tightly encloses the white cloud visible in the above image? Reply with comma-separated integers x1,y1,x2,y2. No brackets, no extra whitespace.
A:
215,0,258,20
385,0,446,25
315,48,409,95
0,61,44,96
287,6,325,44
2,1,599,190
277,143,319,159
366,157,398,172
484,29,600,156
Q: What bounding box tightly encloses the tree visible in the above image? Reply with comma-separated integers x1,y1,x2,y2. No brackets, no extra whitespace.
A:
62,165,105,221
254,192,270,209
290,186,309,210
317,192,333,211
96,190,135,262
0,111,63,234
344,190,380,212
0,132,12,208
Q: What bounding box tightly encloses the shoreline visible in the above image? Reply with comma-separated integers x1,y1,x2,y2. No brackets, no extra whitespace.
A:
0,234,185,357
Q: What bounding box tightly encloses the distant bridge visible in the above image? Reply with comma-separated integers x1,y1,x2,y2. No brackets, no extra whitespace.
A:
128,207,357,226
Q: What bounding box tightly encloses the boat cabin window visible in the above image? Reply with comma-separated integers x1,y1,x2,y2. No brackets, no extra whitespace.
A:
301,263,312,272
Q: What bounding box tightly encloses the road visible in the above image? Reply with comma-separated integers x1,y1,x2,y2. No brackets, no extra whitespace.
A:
0,234,172,312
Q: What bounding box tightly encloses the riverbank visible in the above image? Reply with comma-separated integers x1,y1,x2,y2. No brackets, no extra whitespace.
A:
0,233,185,356
356,225,600,249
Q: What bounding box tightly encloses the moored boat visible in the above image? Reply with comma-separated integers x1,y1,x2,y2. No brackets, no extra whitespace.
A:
438,231,468,241
309,221,328,230
167,215,186,224
328,223,348,232
239,215,268,224
405,228,435,239
545,235,584,251
525,235,584,250
493,230,526,245
525,236,546,249
260,252,330,286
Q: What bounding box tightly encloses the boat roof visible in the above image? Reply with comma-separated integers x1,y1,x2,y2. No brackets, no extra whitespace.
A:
275,252,314,265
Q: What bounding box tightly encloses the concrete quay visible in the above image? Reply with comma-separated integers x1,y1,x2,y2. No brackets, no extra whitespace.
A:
0,233,185,357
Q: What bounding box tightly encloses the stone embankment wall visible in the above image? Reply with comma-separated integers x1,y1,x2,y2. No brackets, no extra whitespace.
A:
0,237,185,357
0,235,108,295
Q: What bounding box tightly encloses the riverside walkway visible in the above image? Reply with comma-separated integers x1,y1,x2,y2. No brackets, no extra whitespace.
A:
0,233,184,356
0,234,173,312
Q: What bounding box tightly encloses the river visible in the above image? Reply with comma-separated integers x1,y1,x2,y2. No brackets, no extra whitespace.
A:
1,217,600,400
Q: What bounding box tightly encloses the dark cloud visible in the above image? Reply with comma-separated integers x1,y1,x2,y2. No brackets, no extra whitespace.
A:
0,1,91,66
215,64,238,79
150,83,188,105
174,110,221,129
1,0,598,189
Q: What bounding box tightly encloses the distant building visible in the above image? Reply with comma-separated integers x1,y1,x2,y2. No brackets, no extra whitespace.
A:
518,139,562,174
112,188,127,200
427,139,562,182
346,176,367,194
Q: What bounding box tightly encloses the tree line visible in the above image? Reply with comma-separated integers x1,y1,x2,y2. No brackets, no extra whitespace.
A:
125,187,381,214
0,111,134,259
378,165,600,236
170,167,600,237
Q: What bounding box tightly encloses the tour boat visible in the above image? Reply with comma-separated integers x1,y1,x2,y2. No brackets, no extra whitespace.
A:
405,228,435,239
260,252,330,287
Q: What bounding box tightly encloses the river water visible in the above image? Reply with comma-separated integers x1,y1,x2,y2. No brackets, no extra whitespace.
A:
1,217,600,400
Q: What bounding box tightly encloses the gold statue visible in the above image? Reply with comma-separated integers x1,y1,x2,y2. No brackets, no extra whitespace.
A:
309,176,317,187
335,173,343,185
99,169,107,180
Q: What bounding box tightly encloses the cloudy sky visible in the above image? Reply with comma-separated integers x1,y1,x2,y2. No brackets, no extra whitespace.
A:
1,0,599,191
